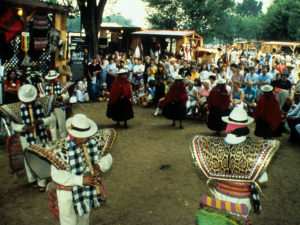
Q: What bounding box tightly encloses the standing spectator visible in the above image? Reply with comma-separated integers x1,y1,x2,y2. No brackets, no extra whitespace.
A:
186,79,198,116
294,72,300,104
147,60,157,88
3,70,21,104
88,57,102,98
153,64,167,109
256,65,272,100
178,60,191,78
143,56,151,84
254,85,282,138
106,58,118,91
98,59,108,89
244,67,258,88
133,58,145,86
197,79,211,121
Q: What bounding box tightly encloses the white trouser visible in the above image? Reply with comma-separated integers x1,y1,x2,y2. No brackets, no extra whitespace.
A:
20,135,46,187
57,190,90,225
51,108,67,140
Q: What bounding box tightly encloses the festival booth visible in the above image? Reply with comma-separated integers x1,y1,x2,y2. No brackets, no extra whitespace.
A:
261,41,300,56
0,0,71,84
131,30,203,60
0,0,72,173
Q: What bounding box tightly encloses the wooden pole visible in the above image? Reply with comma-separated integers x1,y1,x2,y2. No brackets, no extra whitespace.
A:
28,104,37,139
82,144,101,195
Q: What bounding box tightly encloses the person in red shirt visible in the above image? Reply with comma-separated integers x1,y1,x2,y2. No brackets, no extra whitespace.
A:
3,70,21,104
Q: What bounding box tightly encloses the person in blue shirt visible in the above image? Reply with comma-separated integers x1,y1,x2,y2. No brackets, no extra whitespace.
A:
286,102,300,142
244,67,259,89
256,65,272,100
243,82,256,113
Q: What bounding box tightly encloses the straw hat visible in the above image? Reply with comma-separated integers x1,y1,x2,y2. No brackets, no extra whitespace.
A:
45,70,60,80
116,69,128,75
285,63,295,69
58,64,71,76
66,114,97,138
174,74,183,80
261,85,273,92
222,107,254,125
18,84,38,103
216,78,226,84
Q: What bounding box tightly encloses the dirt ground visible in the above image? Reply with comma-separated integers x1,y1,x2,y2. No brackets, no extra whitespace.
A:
0,102,299,225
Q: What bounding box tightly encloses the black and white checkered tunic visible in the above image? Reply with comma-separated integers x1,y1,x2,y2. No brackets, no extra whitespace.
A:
20,101,49,146
67,138,100,216
45,82,65,109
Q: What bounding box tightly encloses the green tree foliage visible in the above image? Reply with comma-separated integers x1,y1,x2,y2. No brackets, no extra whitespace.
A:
236,0,263,17
260,0,300,41
144,0,234,43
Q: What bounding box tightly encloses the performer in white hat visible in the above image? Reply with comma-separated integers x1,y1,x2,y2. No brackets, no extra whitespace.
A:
191,107,280,218
50,114,113,225
162,74,188,129
11,84,55,191
37,70,72,140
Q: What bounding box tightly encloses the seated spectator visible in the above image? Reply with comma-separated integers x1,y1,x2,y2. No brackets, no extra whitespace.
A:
76,77,89,102
190,65,200,80
294,72,300,104
98,83,109,102
136,82,145,104
3,70,21,104
243,82,256,113
186,79,198,116
145,82,154,97
230,80,244,109
147,60,157,88
197,79,211,121
277,72,292,93
178,60,191,77
286,102,300,142
141,89,153,107
208,73,217,88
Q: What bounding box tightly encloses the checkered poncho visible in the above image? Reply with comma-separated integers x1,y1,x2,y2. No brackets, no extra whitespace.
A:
45,82,65,109
20,101,49,146
67,138,100,216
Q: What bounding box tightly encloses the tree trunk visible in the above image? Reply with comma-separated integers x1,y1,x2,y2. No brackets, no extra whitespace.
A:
78,0,107,57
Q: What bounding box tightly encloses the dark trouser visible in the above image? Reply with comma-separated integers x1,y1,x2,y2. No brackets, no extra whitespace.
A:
287,118,300,141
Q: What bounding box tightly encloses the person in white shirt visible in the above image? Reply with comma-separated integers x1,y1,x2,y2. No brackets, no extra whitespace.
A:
76,77,89,102
133,58,145,85
51,114,113,225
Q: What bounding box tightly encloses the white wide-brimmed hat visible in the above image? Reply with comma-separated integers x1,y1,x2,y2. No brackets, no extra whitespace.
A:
216,78,226,84
66,114,98,138
261,84,273,92
116,69,128,75
18,84,38,103
174,74,183,80
45,70,60,80
222,107,254,125
285,63,295,69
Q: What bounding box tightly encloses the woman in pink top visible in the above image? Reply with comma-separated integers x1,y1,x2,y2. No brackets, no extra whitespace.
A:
197,79,211,121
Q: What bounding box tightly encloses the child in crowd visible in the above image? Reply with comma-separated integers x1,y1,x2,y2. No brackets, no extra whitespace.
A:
76,77,89,102
98,83,109,102
141,89,153,107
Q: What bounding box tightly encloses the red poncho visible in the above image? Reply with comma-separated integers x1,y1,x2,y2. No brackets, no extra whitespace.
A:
162,82,188,107
108,76,132,105
254,92,282,132
207,84,230,111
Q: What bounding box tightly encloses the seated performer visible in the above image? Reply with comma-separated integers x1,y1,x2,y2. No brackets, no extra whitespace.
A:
107,69,134,128
162,74,188,129
11,84,55,191
50,114,113,225
38,70,70,140
254,85,282,138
